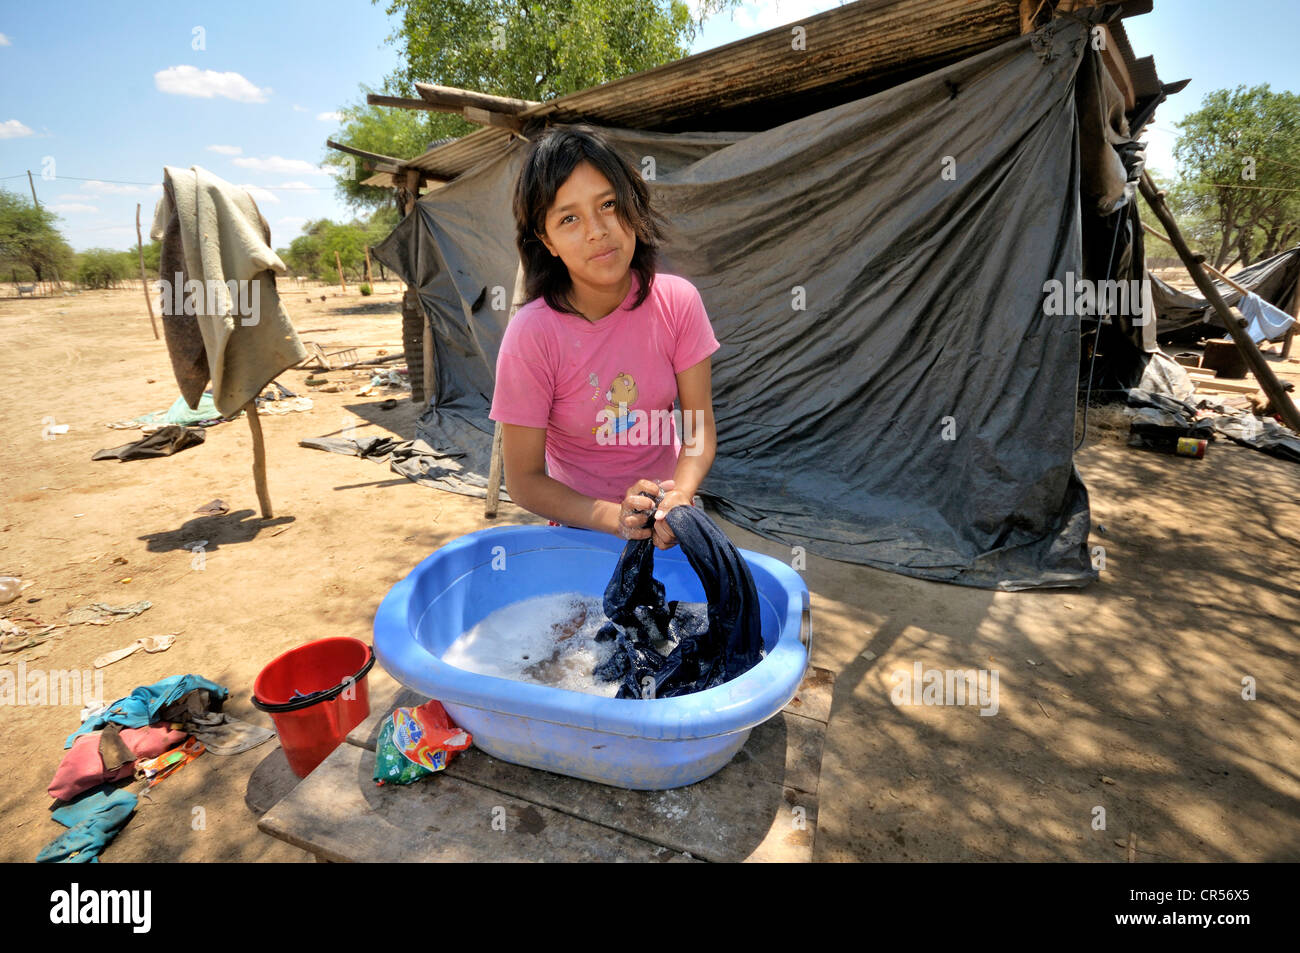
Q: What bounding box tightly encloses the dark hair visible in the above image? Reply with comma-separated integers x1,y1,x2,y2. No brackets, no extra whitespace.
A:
513,124,667,315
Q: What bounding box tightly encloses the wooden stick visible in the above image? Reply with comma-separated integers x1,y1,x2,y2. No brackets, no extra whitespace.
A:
485,419,506,519
334,251,346,293
1284,266,1300,359
244,401,273,519
1139,172,1300,431
485,259,528,518
364,246,374,286
135,204,159,340
403,168,435,410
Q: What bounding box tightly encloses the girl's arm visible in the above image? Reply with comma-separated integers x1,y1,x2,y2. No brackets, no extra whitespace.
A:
501,423,657,540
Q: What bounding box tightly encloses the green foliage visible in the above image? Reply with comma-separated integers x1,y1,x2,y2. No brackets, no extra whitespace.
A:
275,209,394,281
76,248,133,289
0,187,74,282
140,239,161,274
324,1,744,211
360,282,373,295
1173,84,1300,268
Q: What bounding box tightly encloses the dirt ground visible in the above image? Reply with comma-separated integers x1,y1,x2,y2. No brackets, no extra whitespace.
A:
1,283,1297,863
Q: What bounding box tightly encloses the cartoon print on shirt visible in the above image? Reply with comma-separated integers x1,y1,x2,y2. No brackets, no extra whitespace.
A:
591,371,640,437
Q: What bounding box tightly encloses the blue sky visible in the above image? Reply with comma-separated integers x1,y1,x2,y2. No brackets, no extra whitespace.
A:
1,1,1295,252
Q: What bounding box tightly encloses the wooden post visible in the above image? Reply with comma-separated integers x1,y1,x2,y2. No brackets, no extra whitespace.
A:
334,250,347,293
403,168,436,411
136,204,159,340
364,246,374,286
244,401,273,518
485,259,528,518
1139,172,1300,431
1283,267,1299,359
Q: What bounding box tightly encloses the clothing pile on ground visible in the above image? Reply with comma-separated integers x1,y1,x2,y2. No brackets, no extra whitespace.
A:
38,674,274,862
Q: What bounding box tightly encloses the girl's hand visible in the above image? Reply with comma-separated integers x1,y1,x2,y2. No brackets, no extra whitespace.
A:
651,486,692,551
617,479,667,541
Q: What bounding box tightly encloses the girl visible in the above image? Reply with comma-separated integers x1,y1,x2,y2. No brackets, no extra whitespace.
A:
490,125,718,550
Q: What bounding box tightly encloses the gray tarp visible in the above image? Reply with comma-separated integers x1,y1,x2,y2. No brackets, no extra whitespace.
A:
1153,246,1300,343
374,18,1101,590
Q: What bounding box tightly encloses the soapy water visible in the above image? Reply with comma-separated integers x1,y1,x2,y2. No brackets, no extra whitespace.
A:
441,592,679,697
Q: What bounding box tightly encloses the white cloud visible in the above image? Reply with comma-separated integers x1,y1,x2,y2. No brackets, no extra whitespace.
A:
238,184,279,205
0,33,11,46
80,180,144,195
207,144,242,155
276,180,318,191
50,203,99,214
316,111,344,122
233,155,328,176
154,65,271,103
731,0,840,32
0,118,34,138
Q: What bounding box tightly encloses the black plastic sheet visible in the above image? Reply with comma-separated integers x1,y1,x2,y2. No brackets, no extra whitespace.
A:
374,19,1104,589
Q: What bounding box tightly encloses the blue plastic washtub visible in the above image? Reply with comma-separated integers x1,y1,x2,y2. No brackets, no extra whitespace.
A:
373,524,811,789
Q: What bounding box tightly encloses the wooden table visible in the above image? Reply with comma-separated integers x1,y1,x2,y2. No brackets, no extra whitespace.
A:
257,666,834,862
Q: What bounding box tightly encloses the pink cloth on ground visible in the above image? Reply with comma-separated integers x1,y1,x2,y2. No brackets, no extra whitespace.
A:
48,724,189,802
489,271,719,504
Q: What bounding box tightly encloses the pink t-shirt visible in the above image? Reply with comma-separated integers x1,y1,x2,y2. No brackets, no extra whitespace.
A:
489,271,719,503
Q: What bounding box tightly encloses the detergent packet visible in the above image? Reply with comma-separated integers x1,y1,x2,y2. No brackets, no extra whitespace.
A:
372,700,472,785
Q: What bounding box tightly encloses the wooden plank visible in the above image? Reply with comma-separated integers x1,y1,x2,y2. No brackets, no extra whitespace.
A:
258,743,698,862
1188,370,1260,393
342,667,836,862
413,83,538,115
485,260,528,517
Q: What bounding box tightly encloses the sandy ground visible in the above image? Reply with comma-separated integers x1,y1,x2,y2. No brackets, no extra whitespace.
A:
1,283,1297,863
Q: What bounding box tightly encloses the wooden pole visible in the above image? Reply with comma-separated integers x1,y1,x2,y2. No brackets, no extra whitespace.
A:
1283,269,1299,359
244,401,273,518
27,170,40,208
364,246,374,286
1139,172,1300,431
135,204,159,340
334,250,347,293
403,168,436,410
485,259,528,518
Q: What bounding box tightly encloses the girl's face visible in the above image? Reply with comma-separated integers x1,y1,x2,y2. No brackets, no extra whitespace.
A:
537,160,636,295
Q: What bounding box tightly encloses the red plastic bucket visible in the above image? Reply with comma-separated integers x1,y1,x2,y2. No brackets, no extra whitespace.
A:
252,637,375,778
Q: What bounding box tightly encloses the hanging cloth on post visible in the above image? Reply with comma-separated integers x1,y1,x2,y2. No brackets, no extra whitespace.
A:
593,503,765,699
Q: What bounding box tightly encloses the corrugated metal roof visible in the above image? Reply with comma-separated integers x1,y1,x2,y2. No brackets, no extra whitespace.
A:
396,0,1165,181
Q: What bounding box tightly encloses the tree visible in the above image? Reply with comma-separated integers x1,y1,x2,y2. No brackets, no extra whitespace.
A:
323,0,746,211
1173,84,1300,269
276,211,396,281
0,188,74,284
75,248,132,289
